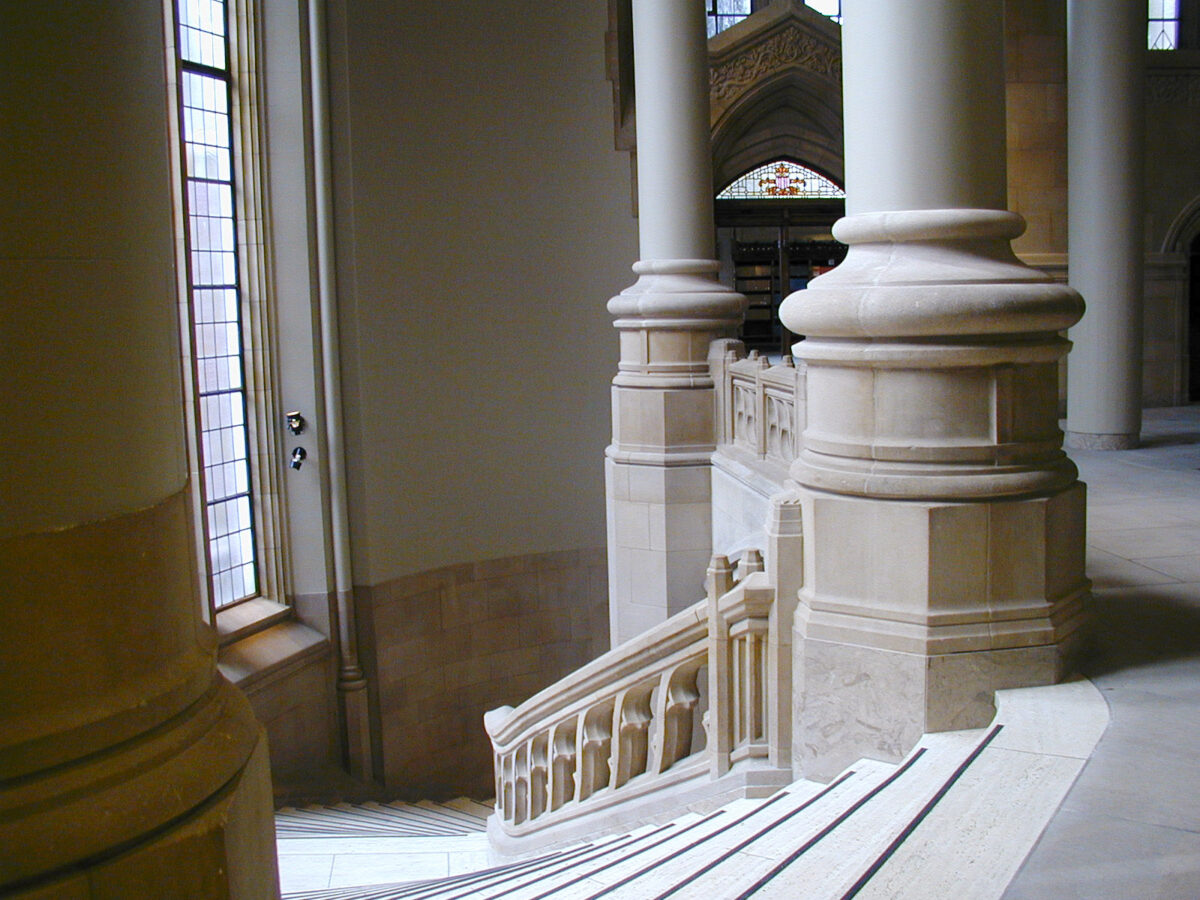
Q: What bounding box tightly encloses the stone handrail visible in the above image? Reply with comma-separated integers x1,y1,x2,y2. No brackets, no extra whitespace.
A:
485,545,795,850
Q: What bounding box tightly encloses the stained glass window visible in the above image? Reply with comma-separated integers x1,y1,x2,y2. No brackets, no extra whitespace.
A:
1148,0,1179,49
176,0,259,610
705,0,751,38
805,0,842,23
717,161,846,200
705,0,841,37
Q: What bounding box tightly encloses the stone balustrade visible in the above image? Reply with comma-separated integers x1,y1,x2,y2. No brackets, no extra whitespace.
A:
713,342,805,471
485,543,794,853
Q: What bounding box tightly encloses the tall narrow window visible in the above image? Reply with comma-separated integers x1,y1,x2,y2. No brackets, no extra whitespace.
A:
175,0,258,610
1149,0,1180,49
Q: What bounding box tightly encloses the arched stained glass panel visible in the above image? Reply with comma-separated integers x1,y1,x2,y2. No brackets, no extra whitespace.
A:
717,160,845,200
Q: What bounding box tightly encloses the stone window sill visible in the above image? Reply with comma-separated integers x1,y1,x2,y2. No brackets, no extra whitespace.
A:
218,602,329,692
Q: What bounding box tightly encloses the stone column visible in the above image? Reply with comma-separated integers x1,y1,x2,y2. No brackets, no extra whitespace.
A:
606,0,744,644
0,3,278,897
1065,0,1145,449
780,0,1088,781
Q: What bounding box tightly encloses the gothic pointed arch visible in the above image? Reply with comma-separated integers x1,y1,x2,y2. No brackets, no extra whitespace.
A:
606,0,843,204
707,0,843,192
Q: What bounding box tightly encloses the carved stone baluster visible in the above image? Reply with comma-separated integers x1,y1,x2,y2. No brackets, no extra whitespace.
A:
733,632,747,747
513,744,529,825
749,631,765,743
613,685,654,789
529,733,549,820
729,610,772,763
756,350,770,457
501,752,514,822
549,719,577,811
493,752,503,817
653,660,702,772
576,701,613,802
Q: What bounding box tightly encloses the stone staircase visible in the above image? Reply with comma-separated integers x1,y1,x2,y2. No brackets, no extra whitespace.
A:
277,678,1108,899
276,798,492,839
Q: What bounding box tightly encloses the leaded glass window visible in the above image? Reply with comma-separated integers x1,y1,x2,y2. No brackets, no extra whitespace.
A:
706,0,751,38
806,0,842,23
705,0,841,37
175,0,259,610
1149,0,1179,49
717,161,846,200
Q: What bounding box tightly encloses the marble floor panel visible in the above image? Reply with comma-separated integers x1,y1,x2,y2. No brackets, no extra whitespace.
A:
1004,406,1200,899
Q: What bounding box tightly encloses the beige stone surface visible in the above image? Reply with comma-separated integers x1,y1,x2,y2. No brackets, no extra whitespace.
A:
360,548,608,799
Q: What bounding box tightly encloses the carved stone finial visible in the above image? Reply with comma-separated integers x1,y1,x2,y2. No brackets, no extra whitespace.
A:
706,554,736,599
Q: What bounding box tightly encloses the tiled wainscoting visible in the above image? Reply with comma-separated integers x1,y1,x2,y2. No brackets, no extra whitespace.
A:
357,548,610,799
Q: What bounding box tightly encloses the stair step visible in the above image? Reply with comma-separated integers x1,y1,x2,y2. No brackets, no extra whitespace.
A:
440,796,495,820
276,797,488,839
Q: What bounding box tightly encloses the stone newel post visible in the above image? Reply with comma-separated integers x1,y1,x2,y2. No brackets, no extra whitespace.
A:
606,0,745,644
779,0,1089,780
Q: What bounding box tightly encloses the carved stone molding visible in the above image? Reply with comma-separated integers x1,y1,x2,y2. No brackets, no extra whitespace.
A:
710,24,841,122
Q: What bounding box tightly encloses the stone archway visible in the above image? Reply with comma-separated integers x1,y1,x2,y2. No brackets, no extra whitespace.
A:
707,0,843,190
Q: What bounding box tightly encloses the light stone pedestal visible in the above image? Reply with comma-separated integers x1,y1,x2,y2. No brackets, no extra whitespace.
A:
792,483,1088,780
781,211,1089,782
780,1,1089,781
607,260,743,644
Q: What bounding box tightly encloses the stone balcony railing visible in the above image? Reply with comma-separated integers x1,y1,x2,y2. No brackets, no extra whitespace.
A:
710,339,806,559
712,340,805,472
485,530,800,854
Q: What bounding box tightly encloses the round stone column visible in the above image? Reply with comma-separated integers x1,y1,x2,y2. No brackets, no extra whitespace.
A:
1065,0,1145,450
779,0,1088,780
0,3,278,896
606,0,744,644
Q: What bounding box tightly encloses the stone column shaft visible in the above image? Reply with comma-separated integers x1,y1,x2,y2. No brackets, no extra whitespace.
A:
1065,0,1145,449
607,0,744,644
0,4,278,896
780,0,1088,781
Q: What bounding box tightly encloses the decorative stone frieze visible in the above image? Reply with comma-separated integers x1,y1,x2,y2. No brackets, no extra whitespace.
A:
710,24,841,121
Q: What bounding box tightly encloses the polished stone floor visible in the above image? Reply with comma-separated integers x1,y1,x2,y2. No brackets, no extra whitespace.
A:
1005,406,1200,899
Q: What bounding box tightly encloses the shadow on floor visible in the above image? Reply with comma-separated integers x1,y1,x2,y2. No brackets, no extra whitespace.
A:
1083,586,1200,678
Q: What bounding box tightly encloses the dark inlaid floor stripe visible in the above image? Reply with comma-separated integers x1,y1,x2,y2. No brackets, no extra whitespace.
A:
582,786,802,900
652,758,923,900
837,724,1005,900
431,828,672,900
523,808,732,900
